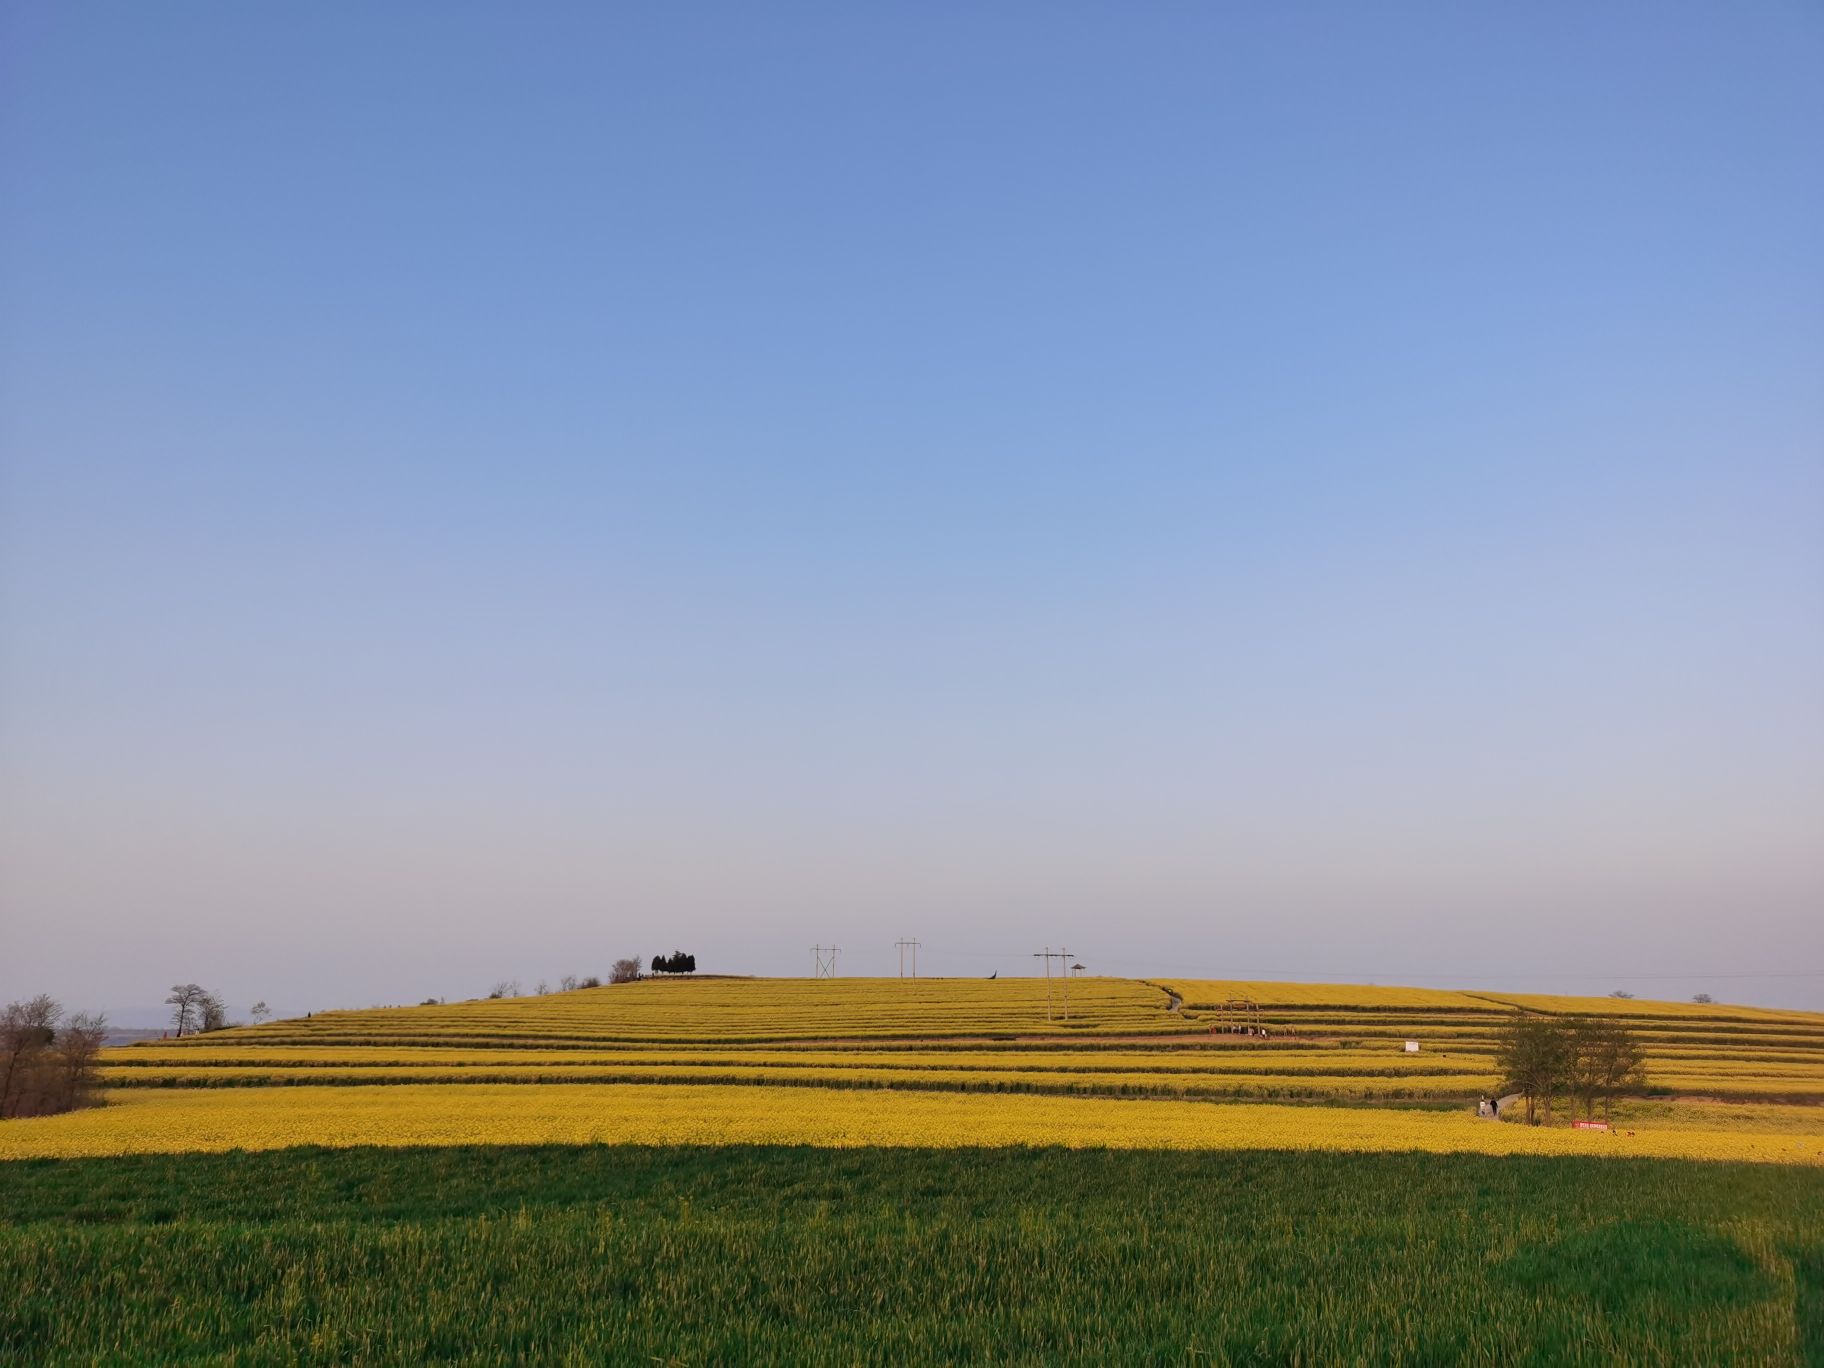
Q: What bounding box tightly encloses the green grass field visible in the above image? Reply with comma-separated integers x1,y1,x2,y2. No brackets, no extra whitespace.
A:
5,1145,1820,1364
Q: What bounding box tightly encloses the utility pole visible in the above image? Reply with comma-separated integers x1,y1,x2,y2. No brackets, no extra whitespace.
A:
812,945,841,978
895,938,921,979
1032,946,1073,1020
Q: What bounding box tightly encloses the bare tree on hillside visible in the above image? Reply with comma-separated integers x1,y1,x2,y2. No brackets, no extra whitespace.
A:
609,959,642,984
198,991,229,1034
166,984,206,1037
249,1001,271,1023
559,976,578,992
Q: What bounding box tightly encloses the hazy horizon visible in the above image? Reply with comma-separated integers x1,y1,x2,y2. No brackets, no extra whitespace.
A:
4,5,1821,1015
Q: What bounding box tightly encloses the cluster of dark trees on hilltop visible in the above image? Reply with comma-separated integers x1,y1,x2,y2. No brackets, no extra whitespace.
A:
479,953,699,998
1494,1014,1647,1124
1,996,106,1118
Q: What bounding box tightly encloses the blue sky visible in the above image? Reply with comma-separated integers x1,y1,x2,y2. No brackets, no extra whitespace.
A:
3,4,1821,1013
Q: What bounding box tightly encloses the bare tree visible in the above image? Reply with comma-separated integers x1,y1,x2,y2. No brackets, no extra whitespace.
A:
1,996,60,1116
558,976,578,993
2,998,106,1118
1691,993,1714,1004
609,959,642,985
50,1012,107,1112
198,991,229,1033
535,980,550,996
166,984,206,1038
487,980,520,1000
1608,990,1635,1000
249,1001,271,1023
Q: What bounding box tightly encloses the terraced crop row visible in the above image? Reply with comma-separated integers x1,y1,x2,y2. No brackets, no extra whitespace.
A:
7,1083,1822,1164
96,1064,1521,1101
1166,981,1824,1027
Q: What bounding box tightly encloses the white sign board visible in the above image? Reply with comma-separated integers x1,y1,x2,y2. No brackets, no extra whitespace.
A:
1404,1040,1420,1053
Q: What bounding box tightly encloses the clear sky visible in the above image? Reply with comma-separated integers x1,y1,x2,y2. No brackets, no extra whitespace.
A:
3,3,1821,1018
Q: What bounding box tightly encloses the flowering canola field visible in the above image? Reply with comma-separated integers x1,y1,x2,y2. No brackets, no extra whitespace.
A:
13,976,1821,1164
4,1082,1820,1165
226,976,1179,1045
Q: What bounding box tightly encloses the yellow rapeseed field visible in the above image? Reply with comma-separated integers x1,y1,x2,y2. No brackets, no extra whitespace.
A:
218,976,1178,1044
1166,981,1496,1011
3,1083,1819,1164
94,976,1824,1109
93,1063,1511,1100
37,978,1819,1166
94,1060,1824,1102
1469,991,1824,1023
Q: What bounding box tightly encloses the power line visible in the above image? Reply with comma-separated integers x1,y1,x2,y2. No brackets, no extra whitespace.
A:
1200,969,1824,982
968,949,1824,981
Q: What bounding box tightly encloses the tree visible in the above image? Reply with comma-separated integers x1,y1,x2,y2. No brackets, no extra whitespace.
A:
1565,1017,1607,1121
1580,1019,1646,1120
198,991,228,1034
1,996,60,1116
559,975,578,993
535,980,550,996
650,951,697,975
1,997,106,1118
610,959,642,984
487,980,520,1000
166,984,206,1038
578,976,602,989
1692,993,1714,1004
249,1001,271,1023
53,1012,107,1112
1608,990,1635,1000
1494,1015,1571,1125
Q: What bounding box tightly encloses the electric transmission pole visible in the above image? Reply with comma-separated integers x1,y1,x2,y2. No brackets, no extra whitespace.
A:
895,938,921,979
812,945,841,978
1033,946,1073,1020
